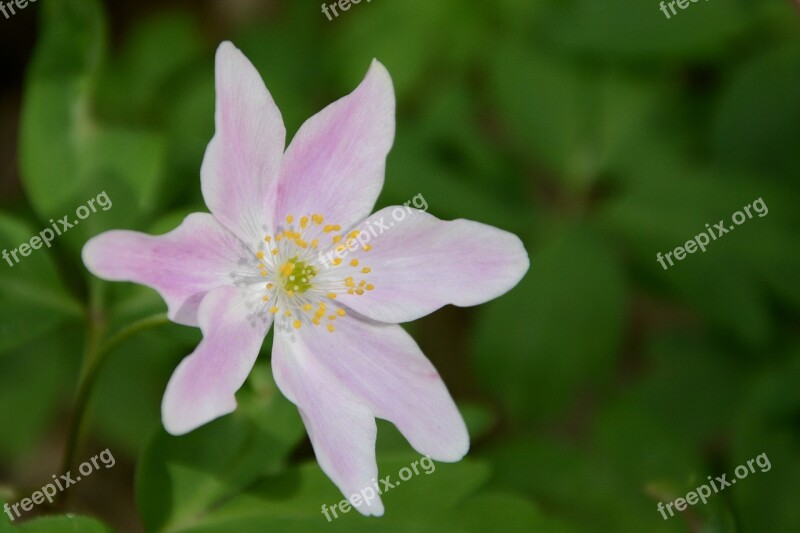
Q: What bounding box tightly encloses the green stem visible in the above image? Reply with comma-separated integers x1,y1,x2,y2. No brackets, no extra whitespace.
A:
59,311,170,496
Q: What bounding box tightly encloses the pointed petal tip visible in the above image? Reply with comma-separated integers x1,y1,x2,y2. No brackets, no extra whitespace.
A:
161,392,237,436
351,495,385,517
430,439,470,463
216,40,237,56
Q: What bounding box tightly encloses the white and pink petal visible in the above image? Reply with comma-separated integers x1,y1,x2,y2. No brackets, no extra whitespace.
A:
275,60,395,234
272,330,384,517
82,213,246,326
296,315,469,462
337,208,529,323
201,41,286,244
162,285,272,435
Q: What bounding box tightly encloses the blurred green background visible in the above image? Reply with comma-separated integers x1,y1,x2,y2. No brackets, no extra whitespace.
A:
0,0,799,531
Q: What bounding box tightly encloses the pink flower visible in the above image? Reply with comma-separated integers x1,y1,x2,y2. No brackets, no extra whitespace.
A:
83,42,528,516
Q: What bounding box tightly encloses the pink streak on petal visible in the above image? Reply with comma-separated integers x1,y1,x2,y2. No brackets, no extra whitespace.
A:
272,331,384,517
201,41,286,244
338,208,530,323
162,285,271,435
276,60,395,231
299,317,469,462
82,213,244,326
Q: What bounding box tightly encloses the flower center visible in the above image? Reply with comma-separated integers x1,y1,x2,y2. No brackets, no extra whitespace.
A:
278,257,316,293
251,213,374,333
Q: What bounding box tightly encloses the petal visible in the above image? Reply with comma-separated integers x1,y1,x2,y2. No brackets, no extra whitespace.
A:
82,213,245,326
335,207,530,323
162,285,271,435
275,60,395,231
201,41,286,244
299,316,468,462
272,331,384,517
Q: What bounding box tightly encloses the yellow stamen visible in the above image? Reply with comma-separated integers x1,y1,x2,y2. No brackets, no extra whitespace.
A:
280,262,296,278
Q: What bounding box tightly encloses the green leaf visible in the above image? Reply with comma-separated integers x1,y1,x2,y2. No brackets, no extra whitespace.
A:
135,362,305,532
487,434,693,532
538,0,750,60
471,227,626,423
170,457,491,532
20,0,168,257
633,334,747,448
329,0,485,101
489,42,664,192
96,11,204,122
0,213,82,353
89,324,199,457
599,157,799,343
731,344,800,532
19,0,105,218
714,41,800,183
0,327,82,462
455,493,576,533
14,515,113,532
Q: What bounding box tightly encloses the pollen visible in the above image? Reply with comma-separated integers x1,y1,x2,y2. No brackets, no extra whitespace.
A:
279,261,295,278
256,212,377,334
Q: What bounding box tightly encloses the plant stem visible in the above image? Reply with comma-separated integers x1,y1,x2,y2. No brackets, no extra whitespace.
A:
59,310,169,498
